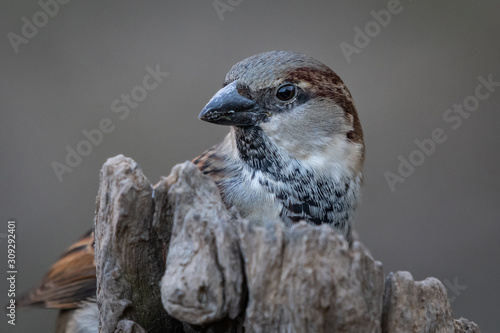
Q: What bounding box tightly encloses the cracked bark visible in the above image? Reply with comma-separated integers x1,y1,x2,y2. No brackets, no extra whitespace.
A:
94,155,480,333
94,155,182,333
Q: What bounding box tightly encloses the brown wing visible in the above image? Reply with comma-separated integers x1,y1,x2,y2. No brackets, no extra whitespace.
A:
17,230,96,309
192,143,233,183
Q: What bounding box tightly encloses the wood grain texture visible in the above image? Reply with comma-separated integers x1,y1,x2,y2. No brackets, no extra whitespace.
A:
94,155,182,333
382,271,481,333
232,218,385,333
93,155,480,333
160,162,245,326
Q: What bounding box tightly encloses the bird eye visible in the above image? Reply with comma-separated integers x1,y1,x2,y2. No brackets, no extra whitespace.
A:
276,84,296,101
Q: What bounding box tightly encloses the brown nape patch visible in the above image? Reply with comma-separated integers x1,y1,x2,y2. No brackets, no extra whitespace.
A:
288,67,364,145
348,113,364,144
287,67,343,88
345,108,363,145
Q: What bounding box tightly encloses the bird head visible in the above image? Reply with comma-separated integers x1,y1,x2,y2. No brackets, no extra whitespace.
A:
199,51,364,175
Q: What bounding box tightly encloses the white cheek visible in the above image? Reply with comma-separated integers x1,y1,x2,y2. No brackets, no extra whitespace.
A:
260,114,307,154
260,117,281,136
260,115,363,177
300,135,363,178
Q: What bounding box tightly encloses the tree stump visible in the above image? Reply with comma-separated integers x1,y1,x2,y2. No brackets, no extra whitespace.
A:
93,155,480,333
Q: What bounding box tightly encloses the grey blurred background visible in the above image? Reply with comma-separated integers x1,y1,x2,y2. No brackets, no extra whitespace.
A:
1,1,499,332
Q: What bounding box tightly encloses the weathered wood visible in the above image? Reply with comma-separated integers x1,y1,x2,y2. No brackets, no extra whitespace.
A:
160,162,245,325
454,318,481,333
94,155,182,333
115,320,146,333
235,220,384,333
381,271,480,333
94,155,480,333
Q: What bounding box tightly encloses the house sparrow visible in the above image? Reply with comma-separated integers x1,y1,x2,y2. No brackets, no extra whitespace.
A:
18,50,364,332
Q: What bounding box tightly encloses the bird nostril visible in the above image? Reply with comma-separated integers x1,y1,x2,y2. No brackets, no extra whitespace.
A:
236,85,253,100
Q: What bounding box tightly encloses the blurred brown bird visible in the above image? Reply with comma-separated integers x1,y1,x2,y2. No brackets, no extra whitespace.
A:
18,50,364,332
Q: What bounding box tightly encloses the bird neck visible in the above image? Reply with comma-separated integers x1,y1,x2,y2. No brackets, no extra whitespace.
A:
229,125,360,240
232,126,285,176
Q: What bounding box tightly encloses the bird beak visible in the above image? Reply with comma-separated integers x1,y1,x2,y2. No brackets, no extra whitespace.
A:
199,81,265,126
